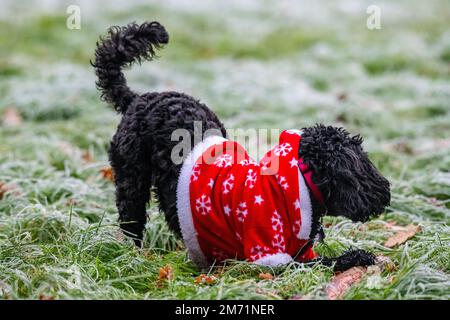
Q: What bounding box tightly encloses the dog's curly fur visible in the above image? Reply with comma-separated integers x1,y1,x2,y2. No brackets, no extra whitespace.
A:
321,248,377,272
92,21,391,270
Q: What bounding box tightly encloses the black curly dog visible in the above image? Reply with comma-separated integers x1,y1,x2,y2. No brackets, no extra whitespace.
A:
92,21,390,271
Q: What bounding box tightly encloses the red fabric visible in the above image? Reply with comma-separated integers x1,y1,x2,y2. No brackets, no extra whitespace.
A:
299,159,325,203
188,130,317,265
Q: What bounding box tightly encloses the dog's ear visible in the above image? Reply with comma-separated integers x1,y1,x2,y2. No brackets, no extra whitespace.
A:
325,153,391,222
299,125,390,222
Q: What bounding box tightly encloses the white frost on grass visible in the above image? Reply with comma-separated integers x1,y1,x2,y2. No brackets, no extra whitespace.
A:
200,59,336,109
3,63,96,118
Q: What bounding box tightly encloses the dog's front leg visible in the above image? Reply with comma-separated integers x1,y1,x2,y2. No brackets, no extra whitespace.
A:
315,249,376,272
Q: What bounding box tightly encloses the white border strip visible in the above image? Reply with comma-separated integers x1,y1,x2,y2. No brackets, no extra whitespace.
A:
297,169,313,240
254,253,293,267
287,129,312,240
176,135,227,269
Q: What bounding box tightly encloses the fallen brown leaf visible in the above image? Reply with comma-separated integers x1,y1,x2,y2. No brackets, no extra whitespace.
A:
259,272,274,280
0,182,8,200
0,182,20,200
393,141,414,155
39,294,55,300
326,267,366,300
384,224,421,248
385,220,397,229
66,198,77,206
158,265,174,281
194,274,217,285
336,92,348,102
335,113,347,123
2,107,23,127
82,150,94,163
100,166,115,182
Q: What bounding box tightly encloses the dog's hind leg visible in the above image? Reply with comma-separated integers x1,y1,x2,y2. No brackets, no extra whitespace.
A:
109,121,152,247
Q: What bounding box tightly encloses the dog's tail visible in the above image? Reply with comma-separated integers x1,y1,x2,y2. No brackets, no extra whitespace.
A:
92,21,169,114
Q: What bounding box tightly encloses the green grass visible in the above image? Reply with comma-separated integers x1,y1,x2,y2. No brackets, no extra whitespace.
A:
0,0,449,300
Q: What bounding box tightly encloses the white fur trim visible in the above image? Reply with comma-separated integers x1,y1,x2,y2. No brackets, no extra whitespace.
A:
297,169,313,240
176,135,227,268
254,253,293,267
285,129,303,136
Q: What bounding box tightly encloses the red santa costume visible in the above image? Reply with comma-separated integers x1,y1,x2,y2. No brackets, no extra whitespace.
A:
176,129,324,269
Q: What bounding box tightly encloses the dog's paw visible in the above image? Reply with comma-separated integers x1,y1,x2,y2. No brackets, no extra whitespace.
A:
333,249,376,272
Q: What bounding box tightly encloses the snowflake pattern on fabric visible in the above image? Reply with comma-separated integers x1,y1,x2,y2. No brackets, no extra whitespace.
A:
222,174,234,194
289,157,298,168
214,153,233,167
260,160,270,172
195,194,211,215
271,210,284,233
276,175,289,190
293,198,301,210
185,131,317,267
239,159,258,166
250,245,271,261
292,219,301,234
254,195,264,205
272,234,286,252
223,205,232,216
245,169,257,189
236,202,248,222
190,163,201,182
274,142,292,157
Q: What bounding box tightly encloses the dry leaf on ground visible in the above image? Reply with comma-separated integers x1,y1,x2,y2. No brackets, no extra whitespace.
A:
82,150,94,163
99,167,115,181
385,220,397,229
2,107,23,127
0,182,9,200
326,255,395,299
259,273,274,280
326,266,366,300
158,265,174,281
194,274,217,285
0,182,21,200
259,272,274,280
66,198,77,206
336,92,348,102
384,224,421,248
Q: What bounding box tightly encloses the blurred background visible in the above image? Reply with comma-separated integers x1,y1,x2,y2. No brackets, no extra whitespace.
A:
0,0,449,299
